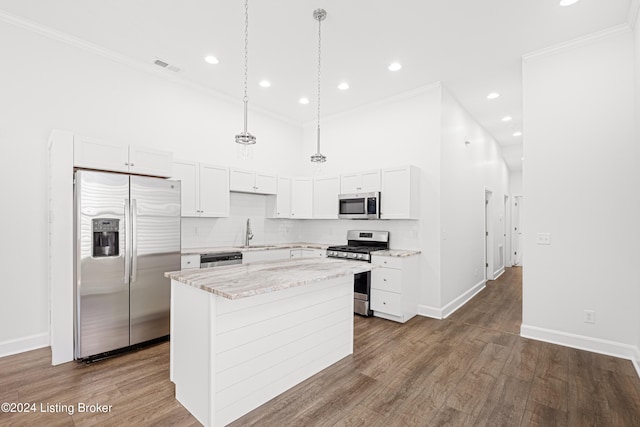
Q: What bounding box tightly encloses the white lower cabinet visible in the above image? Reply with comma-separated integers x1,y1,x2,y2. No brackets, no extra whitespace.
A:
181,254,200,270
370,254,420,323
242,249,290,264
290,249,325,259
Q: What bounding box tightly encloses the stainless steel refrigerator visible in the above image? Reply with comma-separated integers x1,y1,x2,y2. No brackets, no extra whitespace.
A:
74,170,180,359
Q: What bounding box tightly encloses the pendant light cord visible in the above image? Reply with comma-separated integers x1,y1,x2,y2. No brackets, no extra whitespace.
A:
316,12,321,153
244,0,249,105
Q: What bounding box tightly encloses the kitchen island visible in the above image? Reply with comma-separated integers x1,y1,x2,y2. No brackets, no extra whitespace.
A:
165,258,373,426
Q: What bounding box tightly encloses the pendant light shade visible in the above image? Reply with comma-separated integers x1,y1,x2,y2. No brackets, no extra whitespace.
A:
235,0,256,156
310,8,327,167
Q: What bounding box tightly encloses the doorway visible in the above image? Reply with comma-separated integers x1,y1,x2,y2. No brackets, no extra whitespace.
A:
484,189,493,280
513,196,523,266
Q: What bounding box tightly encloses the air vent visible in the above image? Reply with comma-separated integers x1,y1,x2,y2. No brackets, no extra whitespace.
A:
153,59,180,72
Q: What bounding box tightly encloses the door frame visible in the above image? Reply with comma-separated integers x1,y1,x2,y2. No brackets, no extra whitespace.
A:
512,195,523,266
504,194,511,268
484,188,493,281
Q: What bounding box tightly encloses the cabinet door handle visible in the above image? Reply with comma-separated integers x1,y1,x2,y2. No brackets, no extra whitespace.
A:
124,162,129,166
383,278,387,282
130,163,135,167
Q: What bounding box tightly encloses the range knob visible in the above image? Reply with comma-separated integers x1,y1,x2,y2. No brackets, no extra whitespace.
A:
356,254,364,260
339,253,347,257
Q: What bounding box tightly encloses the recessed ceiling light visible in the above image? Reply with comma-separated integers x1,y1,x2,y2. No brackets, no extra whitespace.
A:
487,92,500,100
388,62,402,71
559,0,580,6
204,55,219,65
259,80,271,88
299,97,309,105
521,157,524,161
502,116,513,122
513,131,523,137
338,82,349,90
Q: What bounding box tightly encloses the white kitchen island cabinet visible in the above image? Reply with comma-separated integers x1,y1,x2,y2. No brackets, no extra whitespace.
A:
166,258,370,426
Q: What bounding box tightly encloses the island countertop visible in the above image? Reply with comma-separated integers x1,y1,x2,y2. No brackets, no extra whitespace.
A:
165,258,373,300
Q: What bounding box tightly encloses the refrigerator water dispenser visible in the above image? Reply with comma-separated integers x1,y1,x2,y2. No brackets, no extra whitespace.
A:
92,218,120,257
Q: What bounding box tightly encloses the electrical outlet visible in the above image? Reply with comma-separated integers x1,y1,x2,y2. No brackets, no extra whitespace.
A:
536,233,551,245
584,310,596,324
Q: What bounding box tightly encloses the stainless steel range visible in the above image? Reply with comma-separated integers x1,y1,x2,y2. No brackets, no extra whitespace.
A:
327,230,389,316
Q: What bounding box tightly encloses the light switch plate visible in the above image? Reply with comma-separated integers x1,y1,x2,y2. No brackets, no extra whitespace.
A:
536,233,551,245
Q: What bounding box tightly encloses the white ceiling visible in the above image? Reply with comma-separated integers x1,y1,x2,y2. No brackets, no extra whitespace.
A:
0,0,635,172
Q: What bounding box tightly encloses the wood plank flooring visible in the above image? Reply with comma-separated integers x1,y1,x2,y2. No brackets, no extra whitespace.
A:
2,267,640,426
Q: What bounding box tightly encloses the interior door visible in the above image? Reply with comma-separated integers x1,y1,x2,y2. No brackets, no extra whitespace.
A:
76,171,130,358
129,176,181,345
513,196,523,266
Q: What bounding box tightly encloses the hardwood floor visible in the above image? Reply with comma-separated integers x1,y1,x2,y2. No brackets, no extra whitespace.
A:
2,267,640,426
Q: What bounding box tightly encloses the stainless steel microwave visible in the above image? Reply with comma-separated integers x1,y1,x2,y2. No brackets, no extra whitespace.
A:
338,192,380,219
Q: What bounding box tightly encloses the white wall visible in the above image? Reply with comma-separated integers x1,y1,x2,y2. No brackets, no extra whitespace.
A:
300,86,443,310
522,29,640,354
510,172,523,195
0,20,302,349
633,8,640,358
439,89,511,308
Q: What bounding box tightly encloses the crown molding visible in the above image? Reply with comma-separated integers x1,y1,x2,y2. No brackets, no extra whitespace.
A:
0,10,300,127
522,24,631,62
303,82,442,127
629,0,640,29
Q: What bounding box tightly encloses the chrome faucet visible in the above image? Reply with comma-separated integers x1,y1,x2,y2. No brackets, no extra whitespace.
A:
245,218,254,247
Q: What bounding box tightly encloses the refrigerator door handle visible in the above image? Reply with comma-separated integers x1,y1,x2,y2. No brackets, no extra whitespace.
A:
124,199,130,283
131,198,138,283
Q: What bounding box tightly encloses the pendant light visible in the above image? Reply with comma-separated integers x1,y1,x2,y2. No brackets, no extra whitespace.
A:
310,8,327,169
235,0,256,159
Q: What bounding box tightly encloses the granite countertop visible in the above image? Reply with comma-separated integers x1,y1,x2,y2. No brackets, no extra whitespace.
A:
181,242,331,255
373,249,421,257
165,258,374,300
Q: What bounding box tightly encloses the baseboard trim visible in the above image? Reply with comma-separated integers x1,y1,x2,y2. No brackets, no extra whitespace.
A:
418,279,486,320
521,324,638,362
418,305,444,320
441,280,486,319
633,348,640,379
493,267,505,280
0,333,49,358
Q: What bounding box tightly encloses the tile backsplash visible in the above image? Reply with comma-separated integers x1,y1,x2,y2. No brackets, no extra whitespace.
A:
181,192,421,250
181,192,299,248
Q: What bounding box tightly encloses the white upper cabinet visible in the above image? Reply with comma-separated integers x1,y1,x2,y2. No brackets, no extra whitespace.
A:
128,145,174,177
172,160,199,217
172,159,229,217
380,165,420,220
313,175,340,219
230,168,277,195
74,134,172,177
290,177,313,219
340,169,381,193
199,163,230,217
274,176,291,218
